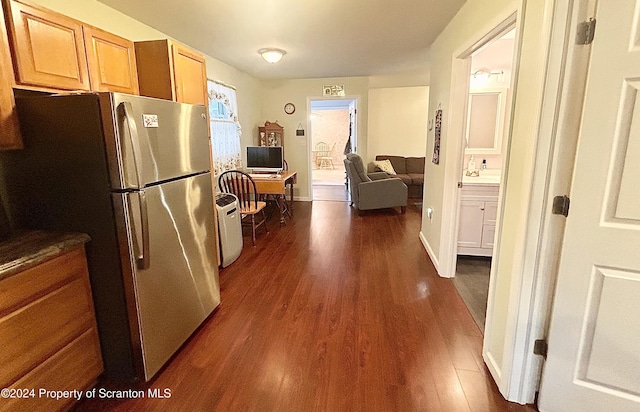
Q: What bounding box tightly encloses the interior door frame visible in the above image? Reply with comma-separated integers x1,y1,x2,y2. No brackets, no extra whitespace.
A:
482,0,591,403
439,14,519,281
439,8,522,396
306,96,359,201
436,0,588,403
513,0,596,404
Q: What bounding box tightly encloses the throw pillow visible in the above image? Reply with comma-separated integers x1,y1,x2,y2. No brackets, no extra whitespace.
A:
373,159,397,175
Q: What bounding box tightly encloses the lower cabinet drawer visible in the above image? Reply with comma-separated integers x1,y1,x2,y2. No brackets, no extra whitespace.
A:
0,245,103,411
0,276,95,388
1,328,103,412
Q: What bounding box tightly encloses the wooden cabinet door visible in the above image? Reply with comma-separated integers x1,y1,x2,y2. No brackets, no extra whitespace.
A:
0,0,21,149
83,25,139,94
171,42,207,105
6,0,90,91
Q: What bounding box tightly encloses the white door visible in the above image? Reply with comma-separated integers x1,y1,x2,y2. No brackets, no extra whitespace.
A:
348,99,357,153
538,0,640,410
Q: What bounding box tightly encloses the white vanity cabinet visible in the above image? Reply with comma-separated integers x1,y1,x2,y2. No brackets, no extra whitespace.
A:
457,183,499,256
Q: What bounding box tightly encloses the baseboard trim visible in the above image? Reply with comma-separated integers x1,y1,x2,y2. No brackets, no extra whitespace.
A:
419,231,439,272
483,350,502,383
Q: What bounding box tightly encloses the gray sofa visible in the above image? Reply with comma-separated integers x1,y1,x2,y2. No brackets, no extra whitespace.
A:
368,155,425,198
344,153,407,213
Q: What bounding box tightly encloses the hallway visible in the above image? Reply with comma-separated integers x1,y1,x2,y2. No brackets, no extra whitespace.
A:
77,201,534,411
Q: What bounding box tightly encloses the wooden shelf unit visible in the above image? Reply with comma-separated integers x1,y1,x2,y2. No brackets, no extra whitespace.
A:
258,121,284,150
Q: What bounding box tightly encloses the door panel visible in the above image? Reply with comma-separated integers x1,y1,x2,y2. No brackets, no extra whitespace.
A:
457,200,484,248
580,267,640,394
7,1,89,90
124,173,219,380
0,0,21,149
481,224,495,249
483,201,498,225
83,25,139,94
171,43,207,105
539,0,640,410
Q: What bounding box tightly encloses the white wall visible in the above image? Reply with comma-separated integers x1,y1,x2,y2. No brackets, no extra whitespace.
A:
260,77,370,201
24,1,431,203
420,0,555,395
367,87,429,159
29,0,264,157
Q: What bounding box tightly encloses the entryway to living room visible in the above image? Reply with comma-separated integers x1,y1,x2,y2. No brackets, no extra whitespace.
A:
309,98,357,202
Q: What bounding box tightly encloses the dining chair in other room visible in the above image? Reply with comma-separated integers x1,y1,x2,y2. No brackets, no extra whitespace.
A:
314,141,330,168
317,142,336,169
218,170,268,245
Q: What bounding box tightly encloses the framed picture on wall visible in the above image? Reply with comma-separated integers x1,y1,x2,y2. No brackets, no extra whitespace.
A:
432,107,442,165
322,84,345,97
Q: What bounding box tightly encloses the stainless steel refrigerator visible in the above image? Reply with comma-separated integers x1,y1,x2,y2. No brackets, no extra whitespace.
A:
0,92,220,381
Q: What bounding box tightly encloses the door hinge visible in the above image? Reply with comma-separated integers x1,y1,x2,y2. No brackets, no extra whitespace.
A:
458,181,463,188
576,18,596,45
534,339,548,358
552,195,570,217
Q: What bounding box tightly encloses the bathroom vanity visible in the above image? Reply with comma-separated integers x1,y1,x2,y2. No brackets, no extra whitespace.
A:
457,172,500,257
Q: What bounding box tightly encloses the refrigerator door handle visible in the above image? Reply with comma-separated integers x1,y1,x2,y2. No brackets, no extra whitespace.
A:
137,190,150,270
120,101,144,189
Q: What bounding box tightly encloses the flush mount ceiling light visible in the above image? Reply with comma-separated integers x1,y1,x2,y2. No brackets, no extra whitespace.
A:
258,48,286,64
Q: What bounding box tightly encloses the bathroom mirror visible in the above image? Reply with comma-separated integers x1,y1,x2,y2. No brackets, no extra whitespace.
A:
465,88,507,155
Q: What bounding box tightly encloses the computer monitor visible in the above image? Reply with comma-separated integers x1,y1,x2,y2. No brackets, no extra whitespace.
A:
246,146,284,173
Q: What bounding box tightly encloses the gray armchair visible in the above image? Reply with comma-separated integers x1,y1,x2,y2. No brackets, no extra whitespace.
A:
344,153,407,213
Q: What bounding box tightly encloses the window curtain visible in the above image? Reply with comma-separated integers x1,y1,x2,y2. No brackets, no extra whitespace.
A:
208,80,242,175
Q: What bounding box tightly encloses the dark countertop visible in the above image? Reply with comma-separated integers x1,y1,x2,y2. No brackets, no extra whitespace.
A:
0,230,90,281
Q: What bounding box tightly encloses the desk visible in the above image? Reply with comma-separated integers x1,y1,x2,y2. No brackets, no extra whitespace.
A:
251,171,297,225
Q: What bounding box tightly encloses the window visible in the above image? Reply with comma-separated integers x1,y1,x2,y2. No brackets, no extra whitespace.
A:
208,80,242,175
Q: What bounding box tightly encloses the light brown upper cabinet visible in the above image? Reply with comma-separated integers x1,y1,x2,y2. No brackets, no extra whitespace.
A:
135,39,208,105
83,25,139,95
3,0,139,94
172,43,208,105
5,0,90,91
0,0,22,149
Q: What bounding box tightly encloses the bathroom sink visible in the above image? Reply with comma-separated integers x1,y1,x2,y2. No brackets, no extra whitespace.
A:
462,169,501,185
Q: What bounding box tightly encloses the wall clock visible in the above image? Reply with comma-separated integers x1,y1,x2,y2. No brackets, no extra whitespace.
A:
284,103,295,115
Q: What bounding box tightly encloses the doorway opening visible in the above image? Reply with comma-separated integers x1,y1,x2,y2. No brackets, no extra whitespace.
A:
308,98,357,202
452,25,516,331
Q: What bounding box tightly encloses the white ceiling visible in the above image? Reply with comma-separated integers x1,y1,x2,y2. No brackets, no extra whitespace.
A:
98,0,467,80
471,30,515,73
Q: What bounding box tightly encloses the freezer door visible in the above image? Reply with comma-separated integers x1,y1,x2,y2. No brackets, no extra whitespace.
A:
109,93,211,189
115,172,220,381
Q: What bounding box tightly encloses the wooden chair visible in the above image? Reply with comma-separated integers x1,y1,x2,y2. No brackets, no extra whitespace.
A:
218,170,268,245
314,141,330,168
283,160,293,217
317,142,336,169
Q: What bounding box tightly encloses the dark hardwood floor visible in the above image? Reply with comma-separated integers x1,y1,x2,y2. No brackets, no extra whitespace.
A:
76,201,535,412
453,256,492,330
312,184,350,202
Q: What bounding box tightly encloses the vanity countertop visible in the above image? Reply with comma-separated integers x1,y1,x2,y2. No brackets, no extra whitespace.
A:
462,169,501,185
0,230,90,281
